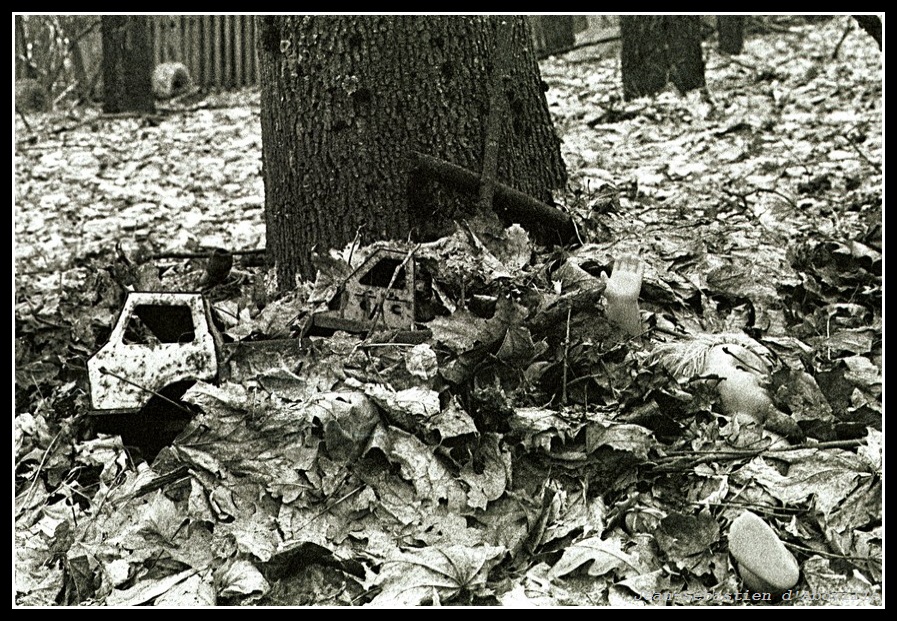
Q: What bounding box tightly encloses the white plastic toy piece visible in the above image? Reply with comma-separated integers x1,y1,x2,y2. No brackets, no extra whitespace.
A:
87,292,221,413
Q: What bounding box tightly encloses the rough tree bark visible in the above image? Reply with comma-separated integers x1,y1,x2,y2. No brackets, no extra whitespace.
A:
717,16,745,55
101,16,155,114
620,16,705,100
257,16,567,289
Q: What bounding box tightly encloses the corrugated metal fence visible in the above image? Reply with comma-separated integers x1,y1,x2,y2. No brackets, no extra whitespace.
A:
151,15,259,89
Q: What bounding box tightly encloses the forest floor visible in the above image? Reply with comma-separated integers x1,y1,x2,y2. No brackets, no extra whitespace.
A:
14,17,882,607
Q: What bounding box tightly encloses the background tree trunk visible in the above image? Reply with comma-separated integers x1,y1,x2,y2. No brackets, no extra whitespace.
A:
717,16,745,54
531,16,576,59
667,16,705,94
15,15,28,79
61,16,96,103
852,15,882,50
101,16,154,114
620,16,706,100
620,16,668,99
258,15,567,289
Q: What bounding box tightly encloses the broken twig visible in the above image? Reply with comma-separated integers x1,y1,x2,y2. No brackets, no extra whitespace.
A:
411,151,576,244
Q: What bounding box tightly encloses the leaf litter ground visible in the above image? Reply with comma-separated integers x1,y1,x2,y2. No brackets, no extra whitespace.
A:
15,18,881,606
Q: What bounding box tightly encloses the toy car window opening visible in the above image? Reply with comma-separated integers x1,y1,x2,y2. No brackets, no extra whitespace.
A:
123,304,196,345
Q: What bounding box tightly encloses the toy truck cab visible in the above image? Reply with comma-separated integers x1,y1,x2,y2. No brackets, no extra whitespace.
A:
311,247,421,333
87,292,221,414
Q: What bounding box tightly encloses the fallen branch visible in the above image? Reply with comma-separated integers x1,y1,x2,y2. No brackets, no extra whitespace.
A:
99,111,166,123
651,438,866,473
664,438,864,456
749,187,799,209
841,134,880,170
151,248,266,260
722,186,798,211
410,151,577,244
125,466,192,501
561,307,572,405
478,20,511,214
15,106,33,134
535,31,622,61
785,540,878,561
832,17,854,60
17,427,63,513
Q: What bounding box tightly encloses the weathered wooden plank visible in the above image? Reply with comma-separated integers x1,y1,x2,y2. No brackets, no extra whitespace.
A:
202,15,214,85
223,15,232,88
247,16,257,86
213,15,223,87
234,15,244,87
152,18,162,65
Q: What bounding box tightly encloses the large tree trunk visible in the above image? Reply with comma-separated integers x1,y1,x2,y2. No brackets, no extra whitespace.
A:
620,16,705,100
258,16,567,289
717,16,745,55
101,16,155,114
